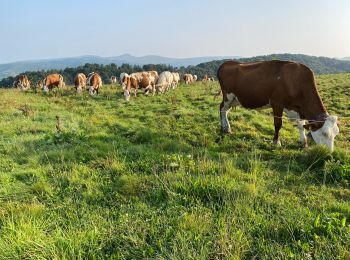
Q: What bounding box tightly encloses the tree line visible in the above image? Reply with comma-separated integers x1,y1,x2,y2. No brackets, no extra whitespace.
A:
2,53,350,88
0,63,212,88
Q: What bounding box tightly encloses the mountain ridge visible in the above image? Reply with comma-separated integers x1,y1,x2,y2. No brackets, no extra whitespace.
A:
0,54,241,79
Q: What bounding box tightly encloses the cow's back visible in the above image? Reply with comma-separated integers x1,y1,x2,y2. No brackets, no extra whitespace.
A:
218,60,305,108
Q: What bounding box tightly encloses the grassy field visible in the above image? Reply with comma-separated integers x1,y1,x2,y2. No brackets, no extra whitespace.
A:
0,74,349,259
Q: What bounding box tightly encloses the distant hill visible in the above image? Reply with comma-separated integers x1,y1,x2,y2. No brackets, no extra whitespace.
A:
341,57,350,61
0,54,240,79
196,53,350,77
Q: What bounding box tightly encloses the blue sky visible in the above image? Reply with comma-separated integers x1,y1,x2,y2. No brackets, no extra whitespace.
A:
1,0,349,63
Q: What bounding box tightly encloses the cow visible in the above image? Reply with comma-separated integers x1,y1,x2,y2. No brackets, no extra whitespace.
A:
87,72,102,95
123,72,153,101
171,72,180,89
183,74,193,85
120,73,129,90
74,73,87,93
193,75,198,82
147,70,159,94
37,80,43,90
13,75,30,90
202,74,209,82
111,76,117,85
43,73,64,92
156,71,174,93
217,60,339,151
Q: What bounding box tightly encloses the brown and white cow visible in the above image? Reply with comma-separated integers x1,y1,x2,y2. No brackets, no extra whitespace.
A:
147,70,159,94
120,73,129,90
43,74,64,92
13,75,30,90
37,80,43,90
183,74,194,85
202,74,209,82
123,72,153,101
218,60,339,151
111,76,117,85
87,72,102,95
74,73,87,93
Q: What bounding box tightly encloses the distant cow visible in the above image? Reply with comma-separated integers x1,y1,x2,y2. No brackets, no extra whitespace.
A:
87,72,102,95
43,74,64,92
123,72,153,101
37,80,43,90
183,74,193,85
13,75,30,90
156,71,174,93
218,60,339,151
111,76,117,85
147,70,159,94
120,73,129,90
74,73,87,93
193,75,198,82
171,72,180,89
202,74,209,82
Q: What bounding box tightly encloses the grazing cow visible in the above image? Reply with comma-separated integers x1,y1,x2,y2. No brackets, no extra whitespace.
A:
120,73,129,90
123,72,153,101
37,80,43,90
74,73,87,93
87,72,102,95
218,60,339,151
111,76,117,85
183,74,193,85
43,73,64,92
171,72,180,89
13,75,30,90
147,70,159,94
193,75,198,82
202,74,209,82
156,71,174,93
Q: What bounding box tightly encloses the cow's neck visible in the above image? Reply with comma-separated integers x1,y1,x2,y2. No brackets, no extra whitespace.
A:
301,84,327,121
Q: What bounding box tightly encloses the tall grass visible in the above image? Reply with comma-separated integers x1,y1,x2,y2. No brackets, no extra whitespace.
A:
0,76,349,258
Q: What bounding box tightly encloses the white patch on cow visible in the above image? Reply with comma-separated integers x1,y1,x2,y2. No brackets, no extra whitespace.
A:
43,86,49,92
284,109,307,147
221,93,237,133
310,115,339,152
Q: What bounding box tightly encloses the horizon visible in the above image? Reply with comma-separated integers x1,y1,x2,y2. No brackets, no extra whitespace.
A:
1,0,350,63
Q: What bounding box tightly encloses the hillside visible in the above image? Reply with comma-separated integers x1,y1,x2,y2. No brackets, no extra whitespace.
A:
0,54,240,79
196,53,350,78
0,74,349,258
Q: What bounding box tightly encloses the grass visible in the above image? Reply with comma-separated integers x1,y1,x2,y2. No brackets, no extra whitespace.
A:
0,74,349,259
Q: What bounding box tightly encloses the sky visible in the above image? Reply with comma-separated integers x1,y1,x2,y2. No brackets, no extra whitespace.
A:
0,0,350,63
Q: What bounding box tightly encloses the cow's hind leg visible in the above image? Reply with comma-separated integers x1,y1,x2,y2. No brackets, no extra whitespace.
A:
220,93,236,134
272,105,283,146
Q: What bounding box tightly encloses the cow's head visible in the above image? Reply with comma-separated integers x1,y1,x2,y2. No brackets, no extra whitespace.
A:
76,85,83,94
304,115,340,151
89,86,97,95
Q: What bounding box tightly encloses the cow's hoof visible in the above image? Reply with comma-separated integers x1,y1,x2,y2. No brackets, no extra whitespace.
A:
221,128,231,134
273,140,281,146
300,142,308,149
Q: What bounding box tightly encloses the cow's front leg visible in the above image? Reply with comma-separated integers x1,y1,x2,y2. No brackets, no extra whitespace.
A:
220,93,235,133
297,119,308,148
272,106,283,146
